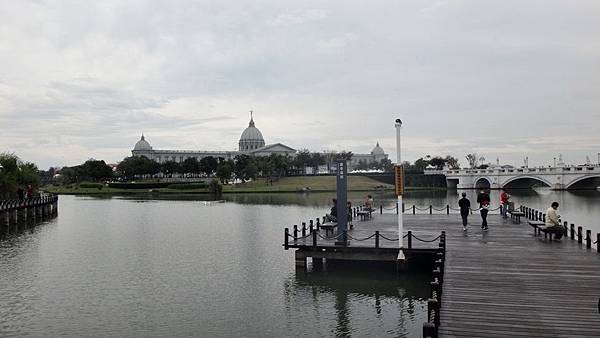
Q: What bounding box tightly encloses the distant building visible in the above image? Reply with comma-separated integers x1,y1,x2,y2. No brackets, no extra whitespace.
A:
130,113,388,170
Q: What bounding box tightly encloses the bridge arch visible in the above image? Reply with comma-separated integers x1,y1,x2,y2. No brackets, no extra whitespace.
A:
565,175,600,190
474,177,492,189
502,175,552,189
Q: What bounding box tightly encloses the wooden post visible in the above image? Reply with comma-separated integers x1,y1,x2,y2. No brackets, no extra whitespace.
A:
578,226,583,244
302,222,306,237
446,205,450,215
563,221,568,239
586,230,592,249
309,220,313,233
293,225,298,241
284,228,289,250
412,205,416,215
597,233,600,253
396,202,399,215
571,224,575,240
423,323,436,338
402,203,405,213
429,205,433,214
407,230,412,249
375,231,380,249
316,218,320,231
380,205,383,214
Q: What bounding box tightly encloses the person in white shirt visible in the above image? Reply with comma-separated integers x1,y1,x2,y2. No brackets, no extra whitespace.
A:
544,202,564,240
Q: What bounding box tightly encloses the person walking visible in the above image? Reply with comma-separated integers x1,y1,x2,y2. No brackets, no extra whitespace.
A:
458,193,471,231
476,190,491,230
500,189,510,218
544,202,564,240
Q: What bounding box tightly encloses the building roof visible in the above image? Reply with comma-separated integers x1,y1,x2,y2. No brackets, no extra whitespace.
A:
239,114,265,143
371,142,385,155
133,134,153,151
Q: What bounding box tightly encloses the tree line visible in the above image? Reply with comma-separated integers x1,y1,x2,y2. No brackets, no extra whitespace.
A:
0,153,40,199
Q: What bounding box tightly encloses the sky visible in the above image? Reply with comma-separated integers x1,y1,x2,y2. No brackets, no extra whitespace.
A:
1,0,599,169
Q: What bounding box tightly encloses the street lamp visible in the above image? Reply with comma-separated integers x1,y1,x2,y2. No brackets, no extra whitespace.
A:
395,118,403,252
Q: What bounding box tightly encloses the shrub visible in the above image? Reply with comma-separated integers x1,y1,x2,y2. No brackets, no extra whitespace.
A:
80,183,103,189
167,183,208,190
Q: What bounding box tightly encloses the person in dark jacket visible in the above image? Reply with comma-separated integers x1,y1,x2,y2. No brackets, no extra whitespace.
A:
476,190,491,230
458,193,471,231
325,198,337,222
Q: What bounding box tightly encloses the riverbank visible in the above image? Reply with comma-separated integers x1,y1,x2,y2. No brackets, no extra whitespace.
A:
43,176,411,195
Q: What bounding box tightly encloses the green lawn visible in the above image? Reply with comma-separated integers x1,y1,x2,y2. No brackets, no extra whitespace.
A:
43,176,393,195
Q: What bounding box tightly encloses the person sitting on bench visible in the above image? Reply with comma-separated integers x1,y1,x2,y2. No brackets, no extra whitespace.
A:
364,195,374,211
325,198,337,223
543,202,564,240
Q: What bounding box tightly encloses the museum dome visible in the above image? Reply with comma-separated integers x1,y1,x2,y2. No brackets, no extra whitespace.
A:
239,113,265,152
371,142,385,156
134,134,153,151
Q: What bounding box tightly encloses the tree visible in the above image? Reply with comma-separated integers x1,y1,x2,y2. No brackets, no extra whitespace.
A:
233,154,252,182
429,156,446,169
182,157,200,175
0,152,40,199
216,160,233,184
199,156,218,176
445,155,459,169
308,152,325,174
117,156,160,179
161,161,181,176
465,153,479,169
292,149,311,174
81,159,113,181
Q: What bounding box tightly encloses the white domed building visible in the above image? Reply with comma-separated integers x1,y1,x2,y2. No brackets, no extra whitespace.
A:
130,112,387,170
131,113,297,163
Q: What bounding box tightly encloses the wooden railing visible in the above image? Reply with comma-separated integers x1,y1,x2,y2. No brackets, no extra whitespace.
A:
521,205,600,253
423,231,446,338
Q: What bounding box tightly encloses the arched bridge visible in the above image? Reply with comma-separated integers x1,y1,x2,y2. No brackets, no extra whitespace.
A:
426,165,600,190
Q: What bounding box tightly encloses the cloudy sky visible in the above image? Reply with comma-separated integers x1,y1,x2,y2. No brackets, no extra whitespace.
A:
1,0,599,169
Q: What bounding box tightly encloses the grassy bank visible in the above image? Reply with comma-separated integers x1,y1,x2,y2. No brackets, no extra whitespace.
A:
43,176,396,195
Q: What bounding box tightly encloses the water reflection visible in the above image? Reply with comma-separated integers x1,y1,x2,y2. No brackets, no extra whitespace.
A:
284,266,429,337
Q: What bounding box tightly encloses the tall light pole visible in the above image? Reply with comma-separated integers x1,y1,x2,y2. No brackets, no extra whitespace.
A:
395,119,403,252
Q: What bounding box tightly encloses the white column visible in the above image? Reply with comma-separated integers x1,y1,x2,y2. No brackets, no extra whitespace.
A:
395,119,403,249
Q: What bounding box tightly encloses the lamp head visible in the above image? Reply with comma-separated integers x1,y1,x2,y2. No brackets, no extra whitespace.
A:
395,118,402,127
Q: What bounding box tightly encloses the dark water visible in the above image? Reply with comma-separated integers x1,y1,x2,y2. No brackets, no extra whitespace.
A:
0,195,429,338
2,189,597,337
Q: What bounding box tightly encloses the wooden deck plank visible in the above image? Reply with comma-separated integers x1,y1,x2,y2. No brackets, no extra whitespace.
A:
292,211,600,336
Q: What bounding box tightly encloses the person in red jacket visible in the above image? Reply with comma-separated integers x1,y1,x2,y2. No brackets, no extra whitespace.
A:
500,189,510,218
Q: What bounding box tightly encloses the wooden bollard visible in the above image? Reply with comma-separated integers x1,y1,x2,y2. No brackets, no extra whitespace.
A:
293,225,298,240
423,323,436,338
302,222,306,237
571,224,575,240
375,231,380,248
309,220,313,233
446,205,450,215
284,228,289,250
402,203,405,213
578,226,583,244
316,218,320,231
429,205,433,214
380,205,383,214
586,230,592,249
407,230,412,249
412,205,416,215
427,298,440,326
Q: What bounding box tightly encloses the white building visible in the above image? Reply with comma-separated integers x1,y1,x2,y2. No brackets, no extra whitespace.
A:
131,114,388,169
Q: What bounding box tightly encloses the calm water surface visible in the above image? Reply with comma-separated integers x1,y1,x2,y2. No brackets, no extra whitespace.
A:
1,189,598,337
0,194,428,338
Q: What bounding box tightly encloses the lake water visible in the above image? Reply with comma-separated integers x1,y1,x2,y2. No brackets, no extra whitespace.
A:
1,189,598,337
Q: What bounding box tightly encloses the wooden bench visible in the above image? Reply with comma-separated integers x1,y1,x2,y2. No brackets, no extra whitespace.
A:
529,221,561,240
508,210,525,223
357,208,374,221
320,222,337,236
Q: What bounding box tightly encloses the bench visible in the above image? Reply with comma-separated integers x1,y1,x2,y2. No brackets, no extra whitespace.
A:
320,222,337,236
356,209,373,221
508,210,525,223
529,221,561,241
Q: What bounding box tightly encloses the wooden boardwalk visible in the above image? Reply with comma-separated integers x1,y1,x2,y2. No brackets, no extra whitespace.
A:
355,212,600,337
